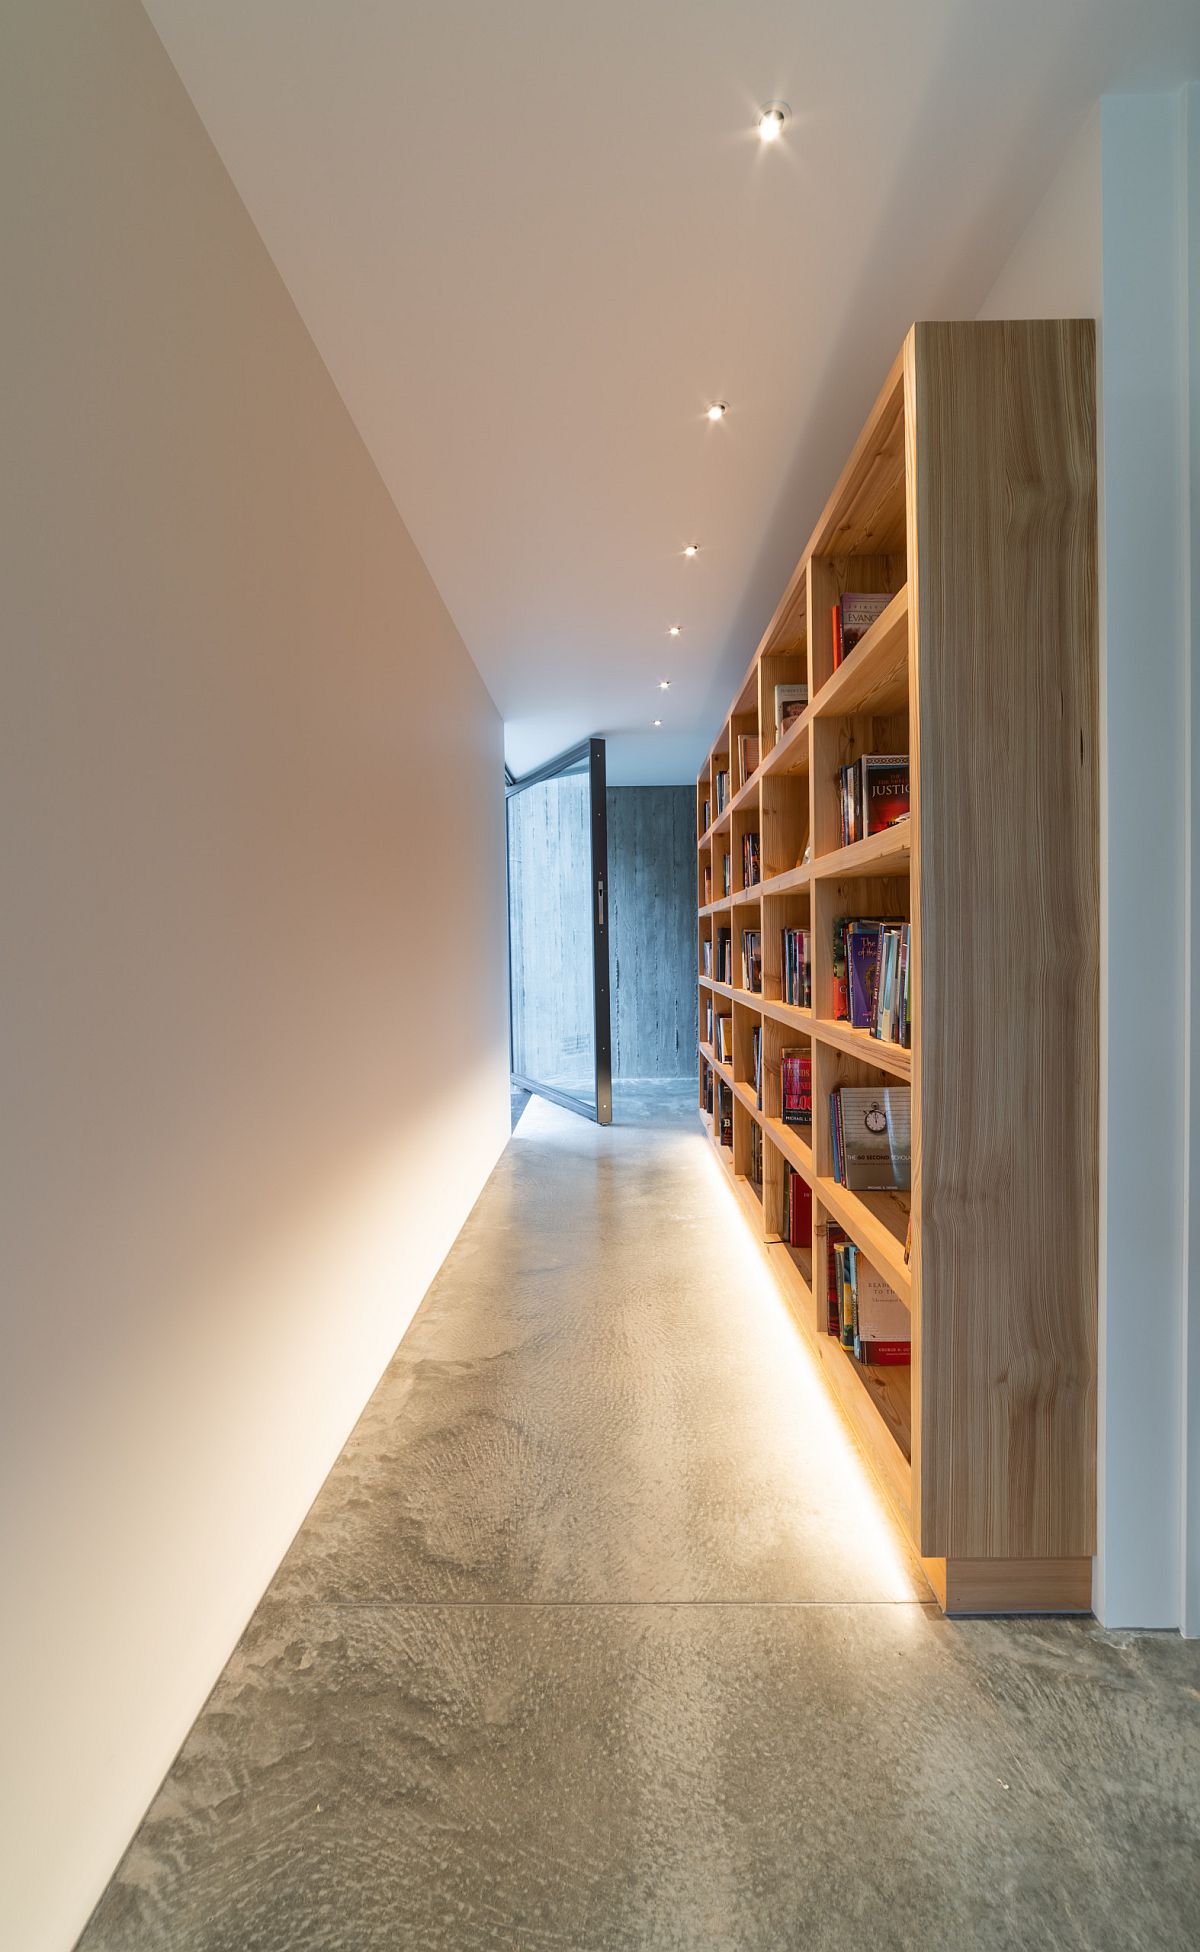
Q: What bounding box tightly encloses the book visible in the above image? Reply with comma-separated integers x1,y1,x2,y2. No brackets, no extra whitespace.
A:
716,926,731,984
716,1014,734,1064
833,592,891,668
774,682,808,738
701,937,712,977
781,925,811,1008
703,1064,714,1116
781,1047,812,1126
832,1086,911,1191
701,798,710,832
752,1024,763,1108
782,1162,813,1248
738,732,761,785
705,999,714,1047
851,1255,910,1364
715,769,730,814
861,755,910,835
722,851,731,897
741,928,762,993
742,829,760,887
748,1119,764,1202
847,922,883,1030
702,864,712,904
824,1222,848,1336
718,1081,733,1148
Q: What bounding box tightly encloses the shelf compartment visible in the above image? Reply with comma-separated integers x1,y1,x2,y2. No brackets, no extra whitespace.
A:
813,1015,912,1083
811,585,910,721
817,1176,912,1307
811,821,911,882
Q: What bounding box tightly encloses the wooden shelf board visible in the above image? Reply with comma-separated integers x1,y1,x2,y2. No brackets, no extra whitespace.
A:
813,1016,912,1082
762,1114,815,1183
811,584,910,720
761,711,811,779
817,1176,912,1305
811,820,911,882
758,996,815,1037
756,863,811,900
732,1079,762,1120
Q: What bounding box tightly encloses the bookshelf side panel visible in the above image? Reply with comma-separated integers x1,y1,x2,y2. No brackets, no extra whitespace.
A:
912,319,1099,1560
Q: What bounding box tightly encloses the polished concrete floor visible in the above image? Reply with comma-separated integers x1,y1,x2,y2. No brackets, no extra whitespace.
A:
80,1087,1200,1950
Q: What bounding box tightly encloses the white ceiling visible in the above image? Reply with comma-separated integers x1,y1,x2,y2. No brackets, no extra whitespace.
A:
142,1,1200,785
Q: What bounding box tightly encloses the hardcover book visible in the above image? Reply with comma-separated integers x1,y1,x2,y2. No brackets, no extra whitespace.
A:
774,682,808,737
862,755,910,835
839,591,891,660
824,1223,848,1336
852,1256,911,1364
836,1087,911,1191
738,732,761,783
781,1047,812,1126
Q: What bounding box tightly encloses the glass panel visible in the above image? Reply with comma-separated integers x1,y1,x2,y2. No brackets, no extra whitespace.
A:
507,741,609,1121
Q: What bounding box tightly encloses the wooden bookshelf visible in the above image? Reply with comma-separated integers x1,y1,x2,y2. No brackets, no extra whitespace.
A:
696,321,1098,1615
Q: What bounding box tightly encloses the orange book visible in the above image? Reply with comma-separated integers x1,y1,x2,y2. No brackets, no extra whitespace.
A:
831,600,843,668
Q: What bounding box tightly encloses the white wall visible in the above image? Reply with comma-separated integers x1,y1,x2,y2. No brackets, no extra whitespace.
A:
0,4,511,1947
980,93,1199,1632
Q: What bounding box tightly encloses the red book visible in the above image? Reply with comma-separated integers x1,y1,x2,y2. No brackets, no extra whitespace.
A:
789,1173,813,1248
861,755,910,836
831,601,843,669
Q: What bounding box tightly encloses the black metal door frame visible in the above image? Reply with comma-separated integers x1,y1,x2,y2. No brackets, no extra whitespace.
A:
505,736,612,1125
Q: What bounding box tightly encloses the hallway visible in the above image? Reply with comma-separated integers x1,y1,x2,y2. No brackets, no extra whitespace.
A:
80,1090,1200,1950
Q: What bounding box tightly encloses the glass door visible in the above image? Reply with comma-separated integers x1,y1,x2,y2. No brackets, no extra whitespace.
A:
507,737,611,1123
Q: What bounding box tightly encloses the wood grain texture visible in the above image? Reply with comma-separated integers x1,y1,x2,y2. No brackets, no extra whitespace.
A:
698,321,1098,1608
937,1556,1093,1615
908,321,1098,1559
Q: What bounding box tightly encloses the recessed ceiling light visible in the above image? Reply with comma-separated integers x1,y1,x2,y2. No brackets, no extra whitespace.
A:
706,401,728,422
668,624,682,636
659,680,671,690
653,719,663,727
683,543,700,558
758,103,789,142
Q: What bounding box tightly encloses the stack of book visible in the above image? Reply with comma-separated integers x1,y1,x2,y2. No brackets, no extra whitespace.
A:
781,1161,813,1248
703,1064,714,1116
701,937,712,977
740,928,762,993
737,733,760,786
781,927,811,1008
774,682,808,739
701,798,710,832
781,1047,812,1127
715,768,730,814
715,1014,734,1064
716,927,731,984
830,1086,911,1190
722,851,731,897
838,754,909,847
742,829,760,886
752,1024,763,1109
831,592,891,669
828,1236,910,1362
833,917,912,1047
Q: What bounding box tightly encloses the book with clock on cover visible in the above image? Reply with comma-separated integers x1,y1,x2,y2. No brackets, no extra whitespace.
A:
833,1086,911,1190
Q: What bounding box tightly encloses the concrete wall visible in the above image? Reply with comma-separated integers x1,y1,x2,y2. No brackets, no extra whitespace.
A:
608,787,696,1079
979,92,1199,1632
0,5,511,1948
508,782,695,1089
